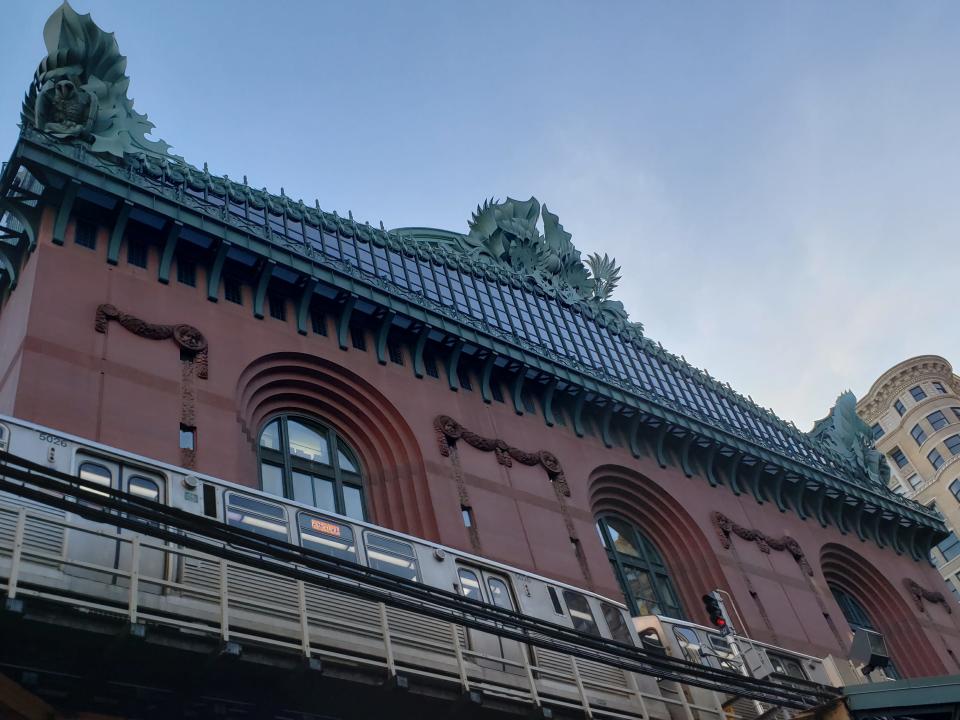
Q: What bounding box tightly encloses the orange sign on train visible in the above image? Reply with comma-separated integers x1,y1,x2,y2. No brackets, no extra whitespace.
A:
311,519,342,537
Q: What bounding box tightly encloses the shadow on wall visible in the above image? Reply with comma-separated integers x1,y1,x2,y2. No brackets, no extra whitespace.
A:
819,542,945,678
588,464,729,625
235,352,438,540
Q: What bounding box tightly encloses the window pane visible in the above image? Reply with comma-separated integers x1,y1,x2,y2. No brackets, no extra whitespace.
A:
605,517,641,557
226,493,288,541
337,444,359,473
487,577,515,610
343,484,364,520
911,386,927,401
602,603,633,644
563,590,601,636
298,513,356,562
314,477,337,512
292,471,313,505
929,411,949,431
79,462,112,489
259,419,281,451
261,462,284,497
128,476,160,501
287,420,330,464
458,568,483,601
366,532,419,581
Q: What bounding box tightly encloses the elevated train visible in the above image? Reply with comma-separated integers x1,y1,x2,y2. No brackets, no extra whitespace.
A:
0,415,840,718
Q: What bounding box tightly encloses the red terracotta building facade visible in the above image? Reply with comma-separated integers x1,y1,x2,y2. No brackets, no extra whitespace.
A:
2,2,959,687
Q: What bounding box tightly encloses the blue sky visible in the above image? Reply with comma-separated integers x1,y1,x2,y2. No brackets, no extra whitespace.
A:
4,1,959,429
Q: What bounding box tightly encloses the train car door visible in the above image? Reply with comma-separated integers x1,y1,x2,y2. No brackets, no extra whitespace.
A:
115,468,166,593
66,456,120,584
457,565,525,675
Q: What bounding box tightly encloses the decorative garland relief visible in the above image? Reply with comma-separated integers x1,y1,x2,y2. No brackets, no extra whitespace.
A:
903,578,952,615
711,511,813,577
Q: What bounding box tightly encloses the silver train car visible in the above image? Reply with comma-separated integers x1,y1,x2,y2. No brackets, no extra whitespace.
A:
0,415,826,719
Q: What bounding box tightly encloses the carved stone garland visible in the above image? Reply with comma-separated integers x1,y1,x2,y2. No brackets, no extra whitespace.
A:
904,578,952,615
95,304,208,467
433,415,590,583
711,511,813,577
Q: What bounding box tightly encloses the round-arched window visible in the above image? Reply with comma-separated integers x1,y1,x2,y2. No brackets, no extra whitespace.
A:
596,515,684,619
258,415,366,521
829,584,899,679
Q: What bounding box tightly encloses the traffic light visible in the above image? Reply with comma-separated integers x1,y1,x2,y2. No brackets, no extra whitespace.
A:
702,593,728,630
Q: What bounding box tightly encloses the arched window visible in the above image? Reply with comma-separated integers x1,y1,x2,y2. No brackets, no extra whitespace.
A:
258,415,366,521
829,584,899,679
596,515,684,619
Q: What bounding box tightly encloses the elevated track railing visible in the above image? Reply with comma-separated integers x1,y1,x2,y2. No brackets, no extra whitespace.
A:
0,449,839,714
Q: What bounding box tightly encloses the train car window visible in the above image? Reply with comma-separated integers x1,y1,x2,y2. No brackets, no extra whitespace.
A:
562,590,601,636
78,462,112,496
673,627,700,663
128,476,160,502
365,533,419,581
547,586,564,615
225,493,289,542
487,577,515,610
601,602,633,644
298,513,356,562
458,568,483,601
0,423,8,451
768,653,807,680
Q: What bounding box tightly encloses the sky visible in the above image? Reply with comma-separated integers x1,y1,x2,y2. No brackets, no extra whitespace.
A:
3,1,959,430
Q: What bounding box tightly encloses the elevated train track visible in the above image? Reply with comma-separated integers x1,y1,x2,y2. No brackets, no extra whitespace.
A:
0,448,839,715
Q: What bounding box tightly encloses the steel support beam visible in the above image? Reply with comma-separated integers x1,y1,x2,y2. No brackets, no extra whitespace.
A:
336,293,357,350
480,355,496,404
412,325,430,379
601,406,614,449
206,240,231,302
375,310,396,364
51,178,79,245
157,221,181,284
106,200,132,265
295,278,317,335
446,340,464,391
541,380,556,425
252,259,276,320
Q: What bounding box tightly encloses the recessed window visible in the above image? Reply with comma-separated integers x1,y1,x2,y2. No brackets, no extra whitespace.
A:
177,259,196,287
75,220,97,249
946,435,960,456
522,391,536,415
388,342,403,365
906,473,922,490
456,365,472,391
596,515,684,619
911,424,927,446
934,382,948,394
950,479,960,502
424,352,439,379
953,407,960,422
179,424,196,451
911,385,927,402
461,505,473,528
894,399,906,416
890,447,908,468
870,423,883,441
928,411,950,432
929,448,945,471
268,294,286,321
350,325,366,351
310,311,327,336
224,278,242,304
491,382,504,403
258,415,366,520
127,239,147,268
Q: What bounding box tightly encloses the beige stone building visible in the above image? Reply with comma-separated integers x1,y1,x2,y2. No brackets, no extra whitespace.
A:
857,355,960,596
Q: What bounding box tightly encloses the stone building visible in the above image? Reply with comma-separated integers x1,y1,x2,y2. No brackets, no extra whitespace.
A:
1,4,959,714
857,355,960,599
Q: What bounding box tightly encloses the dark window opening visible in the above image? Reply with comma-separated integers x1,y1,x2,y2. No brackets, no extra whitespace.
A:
311,311,327,336
350,325,366,351
224,278,242,304
457,365,472,391
522,391,536,415
461,505,473,528
548,586,563,615
202,483,217,518
75,220,97,249
424,352,439,378
177,259,196,287
127,239,147,268
491,381,504,403
388,342,403,365
268,294,286,321
179,424,196,451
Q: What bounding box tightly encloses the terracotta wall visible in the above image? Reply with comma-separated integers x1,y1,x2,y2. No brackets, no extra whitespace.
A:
5,213,960,677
